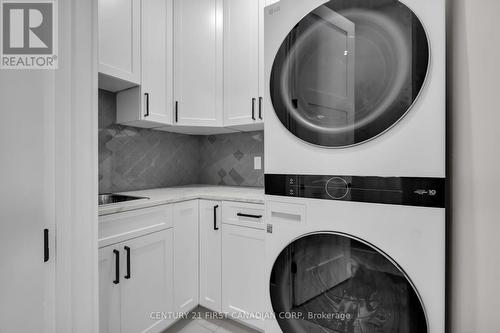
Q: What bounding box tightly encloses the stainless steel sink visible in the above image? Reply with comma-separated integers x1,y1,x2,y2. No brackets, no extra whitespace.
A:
98,194,149,206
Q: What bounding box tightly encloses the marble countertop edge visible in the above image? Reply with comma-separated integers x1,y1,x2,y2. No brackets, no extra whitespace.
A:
98,185,265,216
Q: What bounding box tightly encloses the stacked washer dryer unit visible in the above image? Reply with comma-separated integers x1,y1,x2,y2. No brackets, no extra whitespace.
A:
263,0,445,332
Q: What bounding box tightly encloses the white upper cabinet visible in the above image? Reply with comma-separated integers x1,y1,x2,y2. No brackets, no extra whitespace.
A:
116,0,173,128
223,0,265,130
99,0,266,133
172,0,224,128
199,200,222,312
98,0,141,91
140,0,173,126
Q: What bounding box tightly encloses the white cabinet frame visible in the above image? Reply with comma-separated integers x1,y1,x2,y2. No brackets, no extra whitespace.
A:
199,200,223,312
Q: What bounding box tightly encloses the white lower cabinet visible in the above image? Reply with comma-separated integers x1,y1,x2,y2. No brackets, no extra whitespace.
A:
99,199,265,332
222,223,266,330
99,245,122,333
99,229,174,333
199,200,223,312
173,200,199,313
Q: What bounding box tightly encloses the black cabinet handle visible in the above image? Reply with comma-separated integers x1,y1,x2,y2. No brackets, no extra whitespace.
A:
144,93,150,117
175,101,179,122
214,205,219,230
252,98,256,120
237,213,263,219
44,229,49,262
124,246,131,279
113,249,120,284
258,97,263,120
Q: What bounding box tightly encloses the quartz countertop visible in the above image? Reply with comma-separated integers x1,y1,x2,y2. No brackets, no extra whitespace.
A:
98,185,265,216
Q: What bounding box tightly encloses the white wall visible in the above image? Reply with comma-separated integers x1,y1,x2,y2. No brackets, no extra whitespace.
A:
449,0,500,331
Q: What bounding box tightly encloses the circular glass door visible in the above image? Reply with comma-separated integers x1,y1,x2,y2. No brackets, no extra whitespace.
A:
270,0,429,147
270,233,427,332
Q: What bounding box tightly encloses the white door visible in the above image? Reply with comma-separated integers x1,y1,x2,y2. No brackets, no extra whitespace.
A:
199,200,222,312
0,72,55,332
223,0,264,127
98,246,122,333
141,0,173,125
121,229,174,333
98,0,141,86
222,224,266,330
173,200,199,312
173,0,223,127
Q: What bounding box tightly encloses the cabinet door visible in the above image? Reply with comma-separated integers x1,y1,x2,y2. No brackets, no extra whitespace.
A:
99,246,122,333
141,0,173,125
116,0,173,127
222,224,266,330
98,0,141,88
223,0,263,128
173,200,199,312
173,0,223,127
120,229,174,333
199,200,222,312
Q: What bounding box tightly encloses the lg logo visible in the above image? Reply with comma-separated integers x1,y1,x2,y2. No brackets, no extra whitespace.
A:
1,1,57,69
414,189,438,196
2,2,53,54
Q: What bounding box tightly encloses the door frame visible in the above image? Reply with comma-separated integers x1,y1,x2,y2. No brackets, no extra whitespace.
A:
54,0,99,332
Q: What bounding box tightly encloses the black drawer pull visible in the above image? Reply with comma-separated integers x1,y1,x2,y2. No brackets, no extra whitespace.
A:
124,246,131,279
44,229,49,262
252,98,256,120
258,97,263,120
175,101,179,122
214,205,219,230
113,249,120,284
237,213,262,219
144,93,150,117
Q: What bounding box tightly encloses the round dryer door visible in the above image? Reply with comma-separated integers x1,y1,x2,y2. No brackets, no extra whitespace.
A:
270,233,428,332
270,0,429,147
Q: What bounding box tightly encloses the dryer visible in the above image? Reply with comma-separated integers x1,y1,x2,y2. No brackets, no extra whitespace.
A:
264,0,445,177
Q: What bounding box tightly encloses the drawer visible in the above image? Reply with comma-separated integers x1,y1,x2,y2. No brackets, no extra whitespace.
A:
99,205,173,248
222,201,265,230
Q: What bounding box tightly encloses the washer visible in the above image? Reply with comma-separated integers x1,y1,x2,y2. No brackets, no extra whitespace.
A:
264,175,445,332
263,0,446,332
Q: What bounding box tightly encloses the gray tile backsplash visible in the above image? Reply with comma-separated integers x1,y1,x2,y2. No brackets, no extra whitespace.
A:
99,90,200,193
199,131,264,187
99,89,264,193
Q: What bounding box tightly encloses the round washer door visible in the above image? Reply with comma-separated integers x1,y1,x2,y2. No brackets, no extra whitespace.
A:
270,0,429,147
270,233,427,332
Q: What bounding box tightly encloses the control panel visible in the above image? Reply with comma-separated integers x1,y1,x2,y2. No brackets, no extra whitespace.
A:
265,174,446,208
